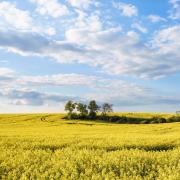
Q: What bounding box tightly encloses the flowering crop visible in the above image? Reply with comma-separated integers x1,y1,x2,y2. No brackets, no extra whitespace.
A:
1,114,180,179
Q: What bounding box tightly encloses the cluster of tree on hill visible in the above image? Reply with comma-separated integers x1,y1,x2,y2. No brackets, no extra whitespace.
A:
64,100,113,120
64,100,180,124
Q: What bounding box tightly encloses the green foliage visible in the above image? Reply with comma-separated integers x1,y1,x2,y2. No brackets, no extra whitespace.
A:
64,100,101,120
63,101,180,124
64,101,76,119
101,103,113,121
1,114,180,179
76,103,88,119
151,116,166,123
102,103,113,114
88,100,100,119
168,116,180,123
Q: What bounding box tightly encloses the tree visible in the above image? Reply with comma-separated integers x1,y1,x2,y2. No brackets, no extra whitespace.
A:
76,103,88,118
88,100,100,119
102,103,113,116
64,100,76,119
101,103,113,121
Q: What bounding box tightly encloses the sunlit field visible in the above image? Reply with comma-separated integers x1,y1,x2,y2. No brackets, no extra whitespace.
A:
1,113,180,179
111,112,175,119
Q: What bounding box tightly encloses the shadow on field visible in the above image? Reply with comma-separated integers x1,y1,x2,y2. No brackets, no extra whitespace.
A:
64,114,180,124
33,143,176,152
34,144,69,152
65,122,94,126
106,144,175,152
79,144,176,152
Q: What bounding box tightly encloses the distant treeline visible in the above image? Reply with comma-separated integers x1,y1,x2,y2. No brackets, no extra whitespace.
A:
64,100,180,124
64,100,112,120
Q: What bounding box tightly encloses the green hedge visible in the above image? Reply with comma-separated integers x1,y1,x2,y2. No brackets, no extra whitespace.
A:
64,114,180,124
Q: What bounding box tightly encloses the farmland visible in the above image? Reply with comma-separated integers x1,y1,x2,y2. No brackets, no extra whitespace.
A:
1,113,180,179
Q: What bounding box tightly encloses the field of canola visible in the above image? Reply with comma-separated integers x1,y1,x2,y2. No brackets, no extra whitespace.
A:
1,113,180,179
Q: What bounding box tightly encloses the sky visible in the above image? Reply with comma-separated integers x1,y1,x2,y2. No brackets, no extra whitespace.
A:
0,0,180,113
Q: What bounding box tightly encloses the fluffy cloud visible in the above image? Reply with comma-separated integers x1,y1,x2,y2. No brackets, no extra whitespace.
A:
70,9,102,31
68,0,93,9
148,15,166,23
0,0,179,80
45,27,56,36
131,22,147,33
0,68,180,107
0,67,15,87
0,79,179,108
30,0,69,18
0,1,32,30
0,1,57,36
0,88,80,106
0,78,173,108
0,70,137,92
169,0,180,19
151,25,180,55
114,2,138,17
0,67,15,77
0,23,180,79
86,91,180,107
16,74,102,88
0,29,106,65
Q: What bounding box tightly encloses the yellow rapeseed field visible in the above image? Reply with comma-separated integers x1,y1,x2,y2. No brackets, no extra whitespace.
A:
1,113,180,179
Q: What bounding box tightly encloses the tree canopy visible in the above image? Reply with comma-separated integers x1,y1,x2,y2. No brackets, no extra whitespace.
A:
64,100,113,120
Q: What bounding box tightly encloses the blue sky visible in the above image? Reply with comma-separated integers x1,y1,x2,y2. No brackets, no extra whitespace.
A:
0,0,180,113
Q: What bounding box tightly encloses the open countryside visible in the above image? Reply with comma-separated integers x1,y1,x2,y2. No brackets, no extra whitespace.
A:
0,0,180,179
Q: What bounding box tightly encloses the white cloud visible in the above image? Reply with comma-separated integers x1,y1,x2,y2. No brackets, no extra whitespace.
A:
148,15,166,23
0,1,57,36
114,2,138,17
0,1,32,30
17,73,101,88
68,0,93,9
0,23,180,79
1,72,180,108
0,67,15,77
30,0,69,18
169,0,180,19
0,67,16,88
152,25,180,54
0,88,80,106
131,22,147,33
71,9,102,31
45,27,56,36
